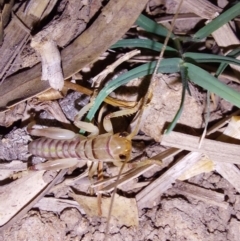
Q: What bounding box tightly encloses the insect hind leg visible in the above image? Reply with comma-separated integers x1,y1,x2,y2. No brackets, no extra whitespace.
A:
29,158,79,171
103,100,143,133
74,102,99,136
27,122,76,140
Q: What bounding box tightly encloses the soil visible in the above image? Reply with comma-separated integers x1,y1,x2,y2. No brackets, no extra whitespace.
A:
1,0,240,241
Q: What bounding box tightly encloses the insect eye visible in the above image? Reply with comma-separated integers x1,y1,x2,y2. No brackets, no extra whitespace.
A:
119,154,127,160
119,132,128,138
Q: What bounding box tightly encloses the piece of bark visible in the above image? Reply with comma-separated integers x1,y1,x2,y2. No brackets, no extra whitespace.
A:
0,0,90,109
0,102,27,126
0,0,14,44
0,127,30,161
0,161,27,181
0,1,58,80
171,181,228,209
0,0,149,111
27,99,70,124
210,17,240,82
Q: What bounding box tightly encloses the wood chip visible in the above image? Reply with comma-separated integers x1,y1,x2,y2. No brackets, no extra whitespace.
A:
161,131,240,164
136,152,204,209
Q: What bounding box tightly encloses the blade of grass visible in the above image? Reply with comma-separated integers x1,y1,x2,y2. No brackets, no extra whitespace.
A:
184,52,240,66
198,90,211,148
165,64,188,134
136,14,175,39
111,39,178,54
185,62,240,107
216,48,240,76
193,2,240,41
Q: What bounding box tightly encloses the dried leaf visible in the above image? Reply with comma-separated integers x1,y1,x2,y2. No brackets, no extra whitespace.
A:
178,156,215,181
70,192,139,227
0,171,46,226
0,102,27,127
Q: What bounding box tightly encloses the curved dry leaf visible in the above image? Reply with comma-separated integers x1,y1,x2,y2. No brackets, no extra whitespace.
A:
31,38,64,90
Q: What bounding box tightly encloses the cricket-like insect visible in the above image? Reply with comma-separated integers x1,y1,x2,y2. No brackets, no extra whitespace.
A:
28,130,132,170
27,100,142,175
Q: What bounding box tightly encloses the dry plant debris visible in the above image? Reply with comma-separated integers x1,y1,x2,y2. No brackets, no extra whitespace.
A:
1,0,240,241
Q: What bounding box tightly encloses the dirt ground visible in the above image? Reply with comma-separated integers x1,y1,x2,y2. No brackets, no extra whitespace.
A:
1,0,240,241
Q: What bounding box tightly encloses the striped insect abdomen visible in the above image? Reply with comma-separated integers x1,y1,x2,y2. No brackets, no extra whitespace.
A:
28,133,132,162
28,136,84,159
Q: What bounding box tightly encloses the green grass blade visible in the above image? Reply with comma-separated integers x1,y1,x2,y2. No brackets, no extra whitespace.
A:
184,52,240,66
86,58,182,121
193,2,240,41
111,39,178,54
135,14,175,39
185,62,240,107
216,48,240,76
165,64,188,134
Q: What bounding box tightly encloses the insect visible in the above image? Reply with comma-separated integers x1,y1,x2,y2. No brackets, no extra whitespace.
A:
26,94,162,238
28,129,132,171
27,100,142,174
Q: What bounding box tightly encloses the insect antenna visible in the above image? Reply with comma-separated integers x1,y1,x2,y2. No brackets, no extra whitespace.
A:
105,0,184,239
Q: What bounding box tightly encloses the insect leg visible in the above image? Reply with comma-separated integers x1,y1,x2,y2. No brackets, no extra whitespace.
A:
74,102,99,136
29,158,79,171
103,100,142,133
127,159,162,169
27,122,76,140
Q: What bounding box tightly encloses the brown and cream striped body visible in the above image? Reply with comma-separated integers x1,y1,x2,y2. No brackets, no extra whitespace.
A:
29,132,132,164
